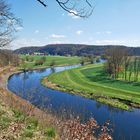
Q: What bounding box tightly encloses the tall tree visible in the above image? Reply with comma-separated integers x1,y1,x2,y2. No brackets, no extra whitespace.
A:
123,49,130,80
133,56,140,82
105,47,128,79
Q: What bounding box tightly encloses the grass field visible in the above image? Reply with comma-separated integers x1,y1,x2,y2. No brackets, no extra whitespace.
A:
45,64,140,110
20,55,81,69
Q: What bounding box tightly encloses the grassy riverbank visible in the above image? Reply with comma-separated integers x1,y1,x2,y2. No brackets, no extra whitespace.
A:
0,67,59,140
43,63,140,111
20,55,81,69
0,98,57,140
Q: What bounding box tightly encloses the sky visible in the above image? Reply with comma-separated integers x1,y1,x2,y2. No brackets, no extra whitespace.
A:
7,0,140,49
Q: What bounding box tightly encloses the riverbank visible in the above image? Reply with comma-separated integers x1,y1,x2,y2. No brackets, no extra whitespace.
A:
0,66,60,139
42,64,140,111
0,96,58,139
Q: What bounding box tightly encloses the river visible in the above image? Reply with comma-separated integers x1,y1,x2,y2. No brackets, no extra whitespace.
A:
7,65,140,140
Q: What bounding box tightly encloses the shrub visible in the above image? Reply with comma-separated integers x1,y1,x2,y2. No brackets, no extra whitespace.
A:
50,60,56,67
12,109,25,122
28,57,34,62
44,127,56,138
0,116,11,129
25,56,30,61
22,129,33,138
41,56,46,62
26,117,38,129
35,59,44,66
96,57,100,63
0,109,5,116
80,57,86,65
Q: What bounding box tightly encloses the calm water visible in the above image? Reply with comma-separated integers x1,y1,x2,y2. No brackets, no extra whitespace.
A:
7,65,140,140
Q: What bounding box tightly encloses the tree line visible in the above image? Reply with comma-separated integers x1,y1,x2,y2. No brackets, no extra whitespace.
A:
0,50,19,67
105,47,140,82
14,44,140,56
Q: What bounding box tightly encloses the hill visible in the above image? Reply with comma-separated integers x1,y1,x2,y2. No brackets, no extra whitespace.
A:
14,44,140,56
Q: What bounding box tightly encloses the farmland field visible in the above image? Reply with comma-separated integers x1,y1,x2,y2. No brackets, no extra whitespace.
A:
20,55,81,69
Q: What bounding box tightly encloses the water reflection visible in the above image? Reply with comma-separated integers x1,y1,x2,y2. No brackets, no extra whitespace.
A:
7,65,140,140
50,67,56,73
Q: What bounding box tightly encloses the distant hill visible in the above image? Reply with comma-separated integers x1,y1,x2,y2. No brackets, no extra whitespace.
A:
14,44,140,56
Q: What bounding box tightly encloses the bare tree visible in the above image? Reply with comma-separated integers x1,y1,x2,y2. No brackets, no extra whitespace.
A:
105,47,128,79
105,47,140,82
123,49,130,80
0,0,21,48
0,50,19,67
128,63,133,82
133,56,140,82
37,0,95,18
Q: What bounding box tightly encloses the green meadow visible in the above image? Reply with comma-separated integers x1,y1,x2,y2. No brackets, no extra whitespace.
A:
20,55,81,69
46,63,140,110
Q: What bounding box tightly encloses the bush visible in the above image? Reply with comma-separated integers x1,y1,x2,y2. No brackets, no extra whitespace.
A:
28,57,34,62
12,109,25,122
96,58,100,63
41,56,46,62
0,116,11,129
25,56,29,61
0,109,5,116
80,57,87,65
44,127,56,138
22,129,33,138
35,59,44,66
50,60,56,67
101,54,107,60
26,117,38,129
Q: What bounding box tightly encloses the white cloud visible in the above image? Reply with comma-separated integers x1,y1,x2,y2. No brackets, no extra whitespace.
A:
68,10,80,19
95,39,126,45
93,39,140,46
48,40,62,44
50,34,66,39
10,38,43,50
96,31,112,35
76,30,83,35
35,30,39,34
15,26,24,31
106,31,112,34
47,39,71,45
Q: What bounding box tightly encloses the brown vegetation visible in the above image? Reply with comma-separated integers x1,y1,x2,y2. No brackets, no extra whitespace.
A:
57,117,112,140
0,50,20,67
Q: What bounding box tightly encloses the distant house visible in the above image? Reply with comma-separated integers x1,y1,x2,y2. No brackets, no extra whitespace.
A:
25,53,30,56
33,52,45,56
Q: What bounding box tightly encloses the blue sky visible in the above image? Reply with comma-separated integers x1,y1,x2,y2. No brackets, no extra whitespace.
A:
7,0,140,49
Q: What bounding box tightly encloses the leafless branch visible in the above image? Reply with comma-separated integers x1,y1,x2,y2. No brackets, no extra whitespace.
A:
0,0,21,48
36,0,47,7
36,0,95,18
